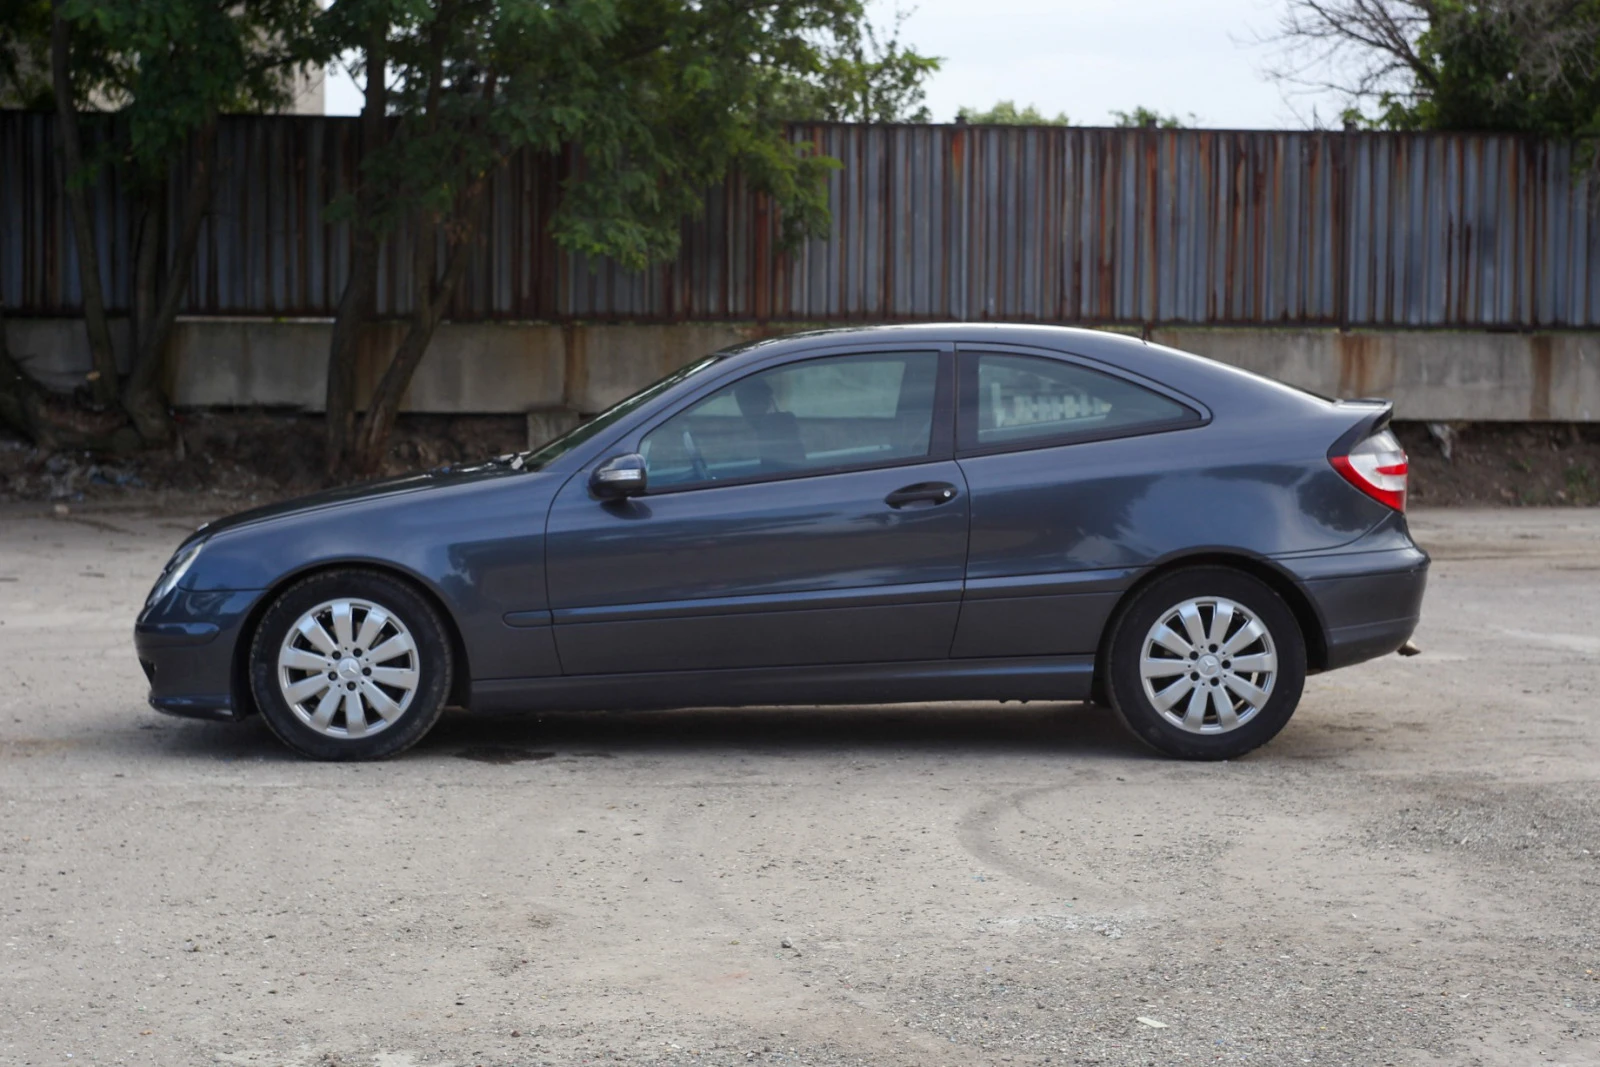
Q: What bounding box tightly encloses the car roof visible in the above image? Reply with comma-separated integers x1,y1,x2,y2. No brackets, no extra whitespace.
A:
714,323,1329,417
718,322,1145,361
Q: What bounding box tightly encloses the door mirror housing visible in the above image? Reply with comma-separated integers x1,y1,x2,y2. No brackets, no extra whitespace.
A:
590,453,647,499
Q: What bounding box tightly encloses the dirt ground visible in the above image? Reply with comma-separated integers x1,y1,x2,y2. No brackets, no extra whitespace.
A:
1395,423,1600,507
3,413,1599,508
0,411,530,507
0,504,1597,1066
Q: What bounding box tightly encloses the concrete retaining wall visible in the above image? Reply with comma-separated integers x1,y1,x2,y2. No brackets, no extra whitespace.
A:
9,318,1599,422
1149,328,1599,423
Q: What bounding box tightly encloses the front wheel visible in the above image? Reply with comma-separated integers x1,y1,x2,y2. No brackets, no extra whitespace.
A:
248,569,454,760
1105,567,1306,760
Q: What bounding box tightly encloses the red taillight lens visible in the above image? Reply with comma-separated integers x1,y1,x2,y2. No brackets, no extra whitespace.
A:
1331,429,1408,511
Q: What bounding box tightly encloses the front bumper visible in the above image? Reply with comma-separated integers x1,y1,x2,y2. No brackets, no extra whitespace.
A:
1280,545,1430,671
134,589,265,720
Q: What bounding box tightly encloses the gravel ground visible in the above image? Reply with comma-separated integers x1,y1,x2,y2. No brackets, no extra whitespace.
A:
1,504,1597,1067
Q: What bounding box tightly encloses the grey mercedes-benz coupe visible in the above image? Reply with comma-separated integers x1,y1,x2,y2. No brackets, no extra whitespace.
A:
134,324,1428,761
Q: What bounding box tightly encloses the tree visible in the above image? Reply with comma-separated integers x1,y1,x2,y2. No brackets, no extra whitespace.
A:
955,100,1069,125
1271,0,1600,135
0,0,327,450
768,6,940,122
322,0,939,476
1110,105,1191,128
0,0,51,108
50,0,120,414
0,1,134,451
76,0,327,441
954,102,1192,130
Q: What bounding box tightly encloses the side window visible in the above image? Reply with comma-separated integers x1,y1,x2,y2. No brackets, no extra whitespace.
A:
641,351,940,489
964,353,1198,450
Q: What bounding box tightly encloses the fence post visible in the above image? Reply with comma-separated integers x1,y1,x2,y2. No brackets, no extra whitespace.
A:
1337,121,1353,333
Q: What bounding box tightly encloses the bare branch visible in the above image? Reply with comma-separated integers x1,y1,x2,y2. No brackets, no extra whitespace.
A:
1267,0,1600,128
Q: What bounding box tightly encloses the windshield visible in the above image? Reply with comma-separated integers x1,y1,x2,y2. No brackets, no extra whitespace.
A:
518,354,724,470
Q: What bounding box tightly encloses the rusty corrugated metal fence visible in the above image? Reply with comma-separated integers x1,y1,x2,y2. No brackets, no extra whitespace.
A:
4,111,1598,327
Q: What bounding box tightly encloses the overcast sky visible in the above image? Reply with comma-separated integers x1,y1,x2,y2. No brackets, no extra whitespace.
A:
324,0,1352,129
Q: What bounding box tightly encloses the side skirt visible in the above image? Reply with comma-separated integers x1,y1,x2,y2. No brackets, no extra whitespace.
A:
469,655,1096,715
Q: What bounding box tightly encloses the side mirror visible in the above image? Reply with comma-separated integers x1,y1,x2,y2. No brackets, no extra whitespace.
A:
590,453,647,499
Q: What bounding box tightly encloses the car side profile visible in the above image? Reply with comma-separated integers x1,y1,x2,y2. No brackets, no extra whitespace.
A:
134,324,1429,761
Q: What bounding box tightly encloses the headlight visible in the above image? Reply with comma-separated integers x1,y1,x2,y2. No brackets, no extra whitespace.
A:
147,539,207,606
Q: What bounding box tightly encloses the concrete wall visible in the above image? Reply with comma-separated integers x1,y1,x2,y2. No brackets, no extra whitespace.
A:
10,318,1599,423
1149,328,1600,423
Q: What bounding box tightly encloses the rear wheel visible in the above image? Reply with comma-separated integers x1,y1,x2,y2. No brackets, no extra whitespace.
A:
1105,567,1306,760
249,569,453,760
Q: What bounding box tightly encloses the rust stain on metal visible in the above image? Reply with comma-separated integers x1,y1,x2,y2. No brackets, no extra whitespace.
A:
1529,334,1553,420
560,322,585,412
1337,332,1376,397
5,113,1599,329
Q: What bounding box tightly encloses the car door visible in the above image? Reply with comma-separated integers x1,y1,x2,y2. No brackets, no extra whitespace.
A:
952,346,1207,659
543,347,967,675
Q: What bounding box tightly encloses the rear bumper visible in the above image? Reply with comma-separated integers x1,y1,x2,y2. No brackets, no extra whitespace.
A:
1279,545,1430,671
133,589,264,720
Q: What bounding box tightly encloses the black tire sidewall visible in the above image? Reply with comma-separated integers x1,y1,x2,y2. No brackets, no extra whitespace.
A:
1107,567,1306,760
249,570,453,761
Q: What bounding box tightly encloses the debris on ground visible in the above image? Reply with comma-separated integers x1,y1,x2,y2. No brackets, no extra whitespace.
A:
1396,421,1600,506
0,410,526,504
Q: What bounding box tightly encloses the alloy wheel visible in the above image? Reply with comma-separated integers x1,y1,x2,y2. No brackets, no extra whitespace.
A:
275,597,420,739
1138,596,1278,734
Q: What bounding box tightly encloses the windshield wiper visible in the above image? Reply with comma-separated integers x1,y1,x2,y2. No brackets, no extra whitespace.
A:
487,452,538,471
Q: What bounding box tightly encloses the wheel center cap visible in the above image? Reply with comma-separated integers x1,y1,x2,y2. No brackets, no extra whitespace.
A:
1198,654,1221,677
337,658,362,680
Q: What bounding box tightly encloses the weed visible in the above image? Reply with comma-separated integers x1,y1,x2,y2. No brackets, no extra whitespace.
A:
1565,462,1598,504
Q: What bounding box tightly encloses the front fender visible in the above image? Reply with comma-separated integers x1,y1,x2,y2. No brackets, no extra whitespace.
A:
180,473,565,683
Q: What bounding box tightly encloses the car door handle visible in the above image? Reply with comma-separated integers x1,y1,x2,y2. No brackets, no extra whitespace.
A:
885,482,959,509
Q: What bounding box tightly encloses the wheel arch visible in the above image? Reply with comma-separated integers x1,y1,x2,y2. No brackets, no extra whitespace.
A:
230,560,474,716
1091,551,1329,703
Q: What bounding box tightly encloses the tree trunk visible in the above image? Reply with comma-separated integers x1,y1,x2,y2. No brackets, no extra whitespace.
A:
130,191,162,365
344,23,487,478
349,200,480,474
0,305,41,440
51,1,118,408
324,31,389,477
0,304,138,453
122,119,217,444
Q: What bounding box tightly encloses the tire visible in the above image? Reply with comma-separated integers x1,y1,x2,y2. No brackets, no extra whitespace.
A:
248,569,454,761
1104,566,1306,760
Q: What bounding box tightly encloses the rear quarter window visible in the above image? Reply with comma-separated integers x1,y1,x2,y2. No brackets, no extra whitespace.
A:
963,352,1200,451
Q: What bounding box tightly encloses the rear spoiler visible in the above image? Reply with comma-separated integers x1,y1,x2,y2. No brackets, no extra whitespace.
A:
1327,399,1394,456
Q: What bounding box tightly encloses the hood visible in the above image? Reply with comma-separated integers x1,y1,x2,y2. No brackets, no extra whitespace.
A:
191,460,528,545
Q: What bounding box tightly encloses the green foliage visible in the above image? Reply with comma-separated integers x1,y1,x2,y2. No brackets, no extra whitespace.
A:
1565,461,1597,504
1288,0,1600,137
1110,105,1191,129
318,0,942,470
765,8,941,123
2,0,126,113
29,0,936,271
955,100,1069,125
1352,1,1600,133
544,0,860,263
54,0,329,180
0,0,52,108
329,0,928,271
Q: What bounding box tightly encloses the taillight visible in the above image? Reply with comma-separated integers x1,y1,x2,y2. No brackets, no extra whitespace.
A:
1331,429,1408,511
